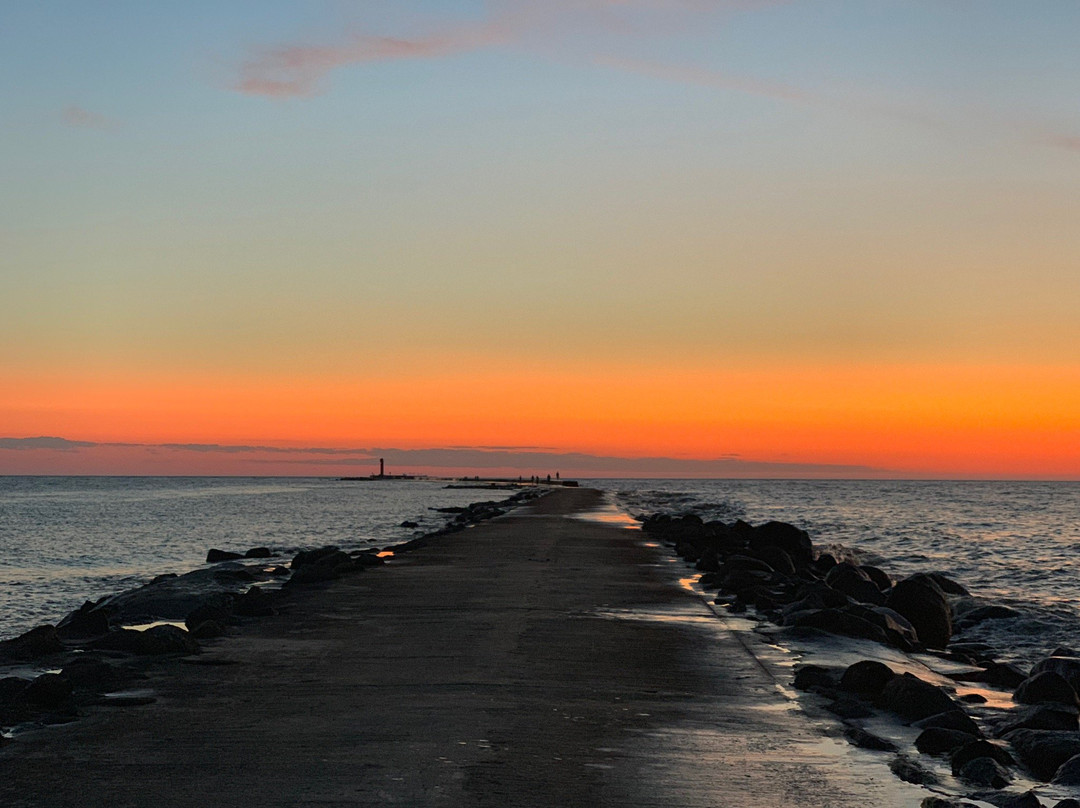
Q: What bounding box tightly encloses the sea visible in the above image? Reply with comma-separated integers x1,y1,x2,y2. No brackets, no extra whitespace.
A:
1,477,1078,667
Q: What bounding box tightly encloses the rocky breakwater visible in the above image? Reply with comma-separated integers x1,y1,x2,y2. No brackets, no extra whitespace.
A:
642,512,1080,807
0,490,536,745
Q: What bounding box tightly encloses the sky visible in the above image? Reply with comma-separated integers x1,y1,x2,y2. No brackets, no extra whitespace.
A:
2,1,1079,478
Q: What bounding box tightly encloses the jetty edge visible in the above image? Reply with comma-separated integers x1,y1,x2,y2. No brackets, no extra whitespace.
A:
0,487,917,807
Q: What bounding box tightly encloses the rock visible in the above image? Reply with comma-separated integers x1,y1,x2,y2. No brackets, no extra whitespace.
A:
94,625,198,656
880,673,961,721
951,738,1014,774
206,549,244,563
891,754,940,785
399,520,419,528
1032,656,1080,693
56,601,111,640
0,677,31,724
927,572,970,596
22,673,73,710
885,574,953,649
141,625,199,655
848,604,920,649
956,604,1022,627
1054,800,1080,808
860,565,892,592
189,620,227,639
957,756,1011,788
994,704,1079,736
952,661,1028,690
840,660,896,698
920,800,978,808
748,521,813,568
244,547,272,559
793,665,837,691
233,586,276,617
962,693,987,703
792,609,890,645
1014,671,1079,707
351,552,385,568
0,624,64,661
916,727,981,755
1052,753,1080,784
844,726,897,752
982,792,1043,808
825,563,886,605
185,595,235,631
825,697,874,719
1002,728,1080,780
749,545,796,576
913,709,982,736
60,658,132,692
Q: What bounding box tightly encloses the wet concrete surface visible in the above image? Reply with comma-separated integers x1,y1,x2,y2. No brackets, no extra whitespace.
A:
0,487,926,807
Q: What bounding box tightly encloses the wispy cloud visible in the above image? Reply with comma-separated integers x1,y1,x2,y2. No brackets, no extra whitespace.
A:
61,104,112,129
231,0,790,98
235,23,513,98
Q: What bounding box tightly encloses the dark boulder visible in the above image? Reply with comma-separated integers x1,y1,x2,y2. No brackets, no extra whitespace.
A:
1031,656,1080,693
244,547,272,559
885,574,953,649
927,572,970,596
951,661,1028,690
824,696,873,719
956,756,1011,788
94,625,198,656
956,604,1021,628
1013,671,1079,707
748,521,813,568
1052,753,1080,785
983,793,1043,808
1054,800,1080,808
950,738,1013,775
916,727,980,755
825,563,886,605
860,565,892,592
891,755,940,786
793,665,837,692
846,604,919,649
185,595,235,631
920,801,977,808
400,520,418,528
880,673,961,721
792,609,890,645
994,703,1079,736
189,620,227,639
844,726,897,752
840,660,896,698
913,709,981,736
351,551,385,568
1002,728,1080,780
206,549,244,563
748,545,796,576
56,601,111,640
233,586,276,617
60,657,132,692
0,624,64,661
22,673,73,711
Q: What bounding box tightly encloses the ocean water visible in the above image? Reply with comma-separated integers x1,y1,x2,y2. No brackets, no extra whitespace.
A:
600,479,1080,667
0,477,501,641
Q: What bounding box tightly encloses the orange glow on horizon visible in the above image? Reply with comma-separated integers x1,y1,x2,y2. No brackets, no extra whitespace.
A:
3,360,1079,478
